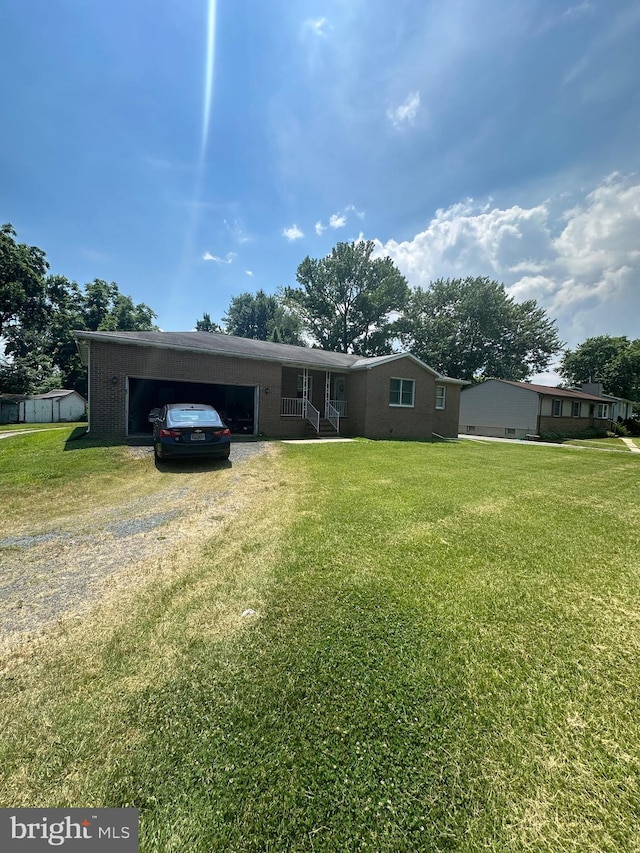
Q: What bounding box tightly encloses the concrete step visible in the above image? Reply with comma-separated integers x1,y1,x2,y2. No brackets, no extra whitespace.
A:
306,418,339,438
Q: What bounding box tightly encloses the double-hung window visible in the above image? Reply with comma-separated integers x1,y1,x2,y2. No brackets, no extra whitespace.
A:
596,403,609,419
552,399,563,417
435,385,446,410
389,378,415,407
572,401,581,418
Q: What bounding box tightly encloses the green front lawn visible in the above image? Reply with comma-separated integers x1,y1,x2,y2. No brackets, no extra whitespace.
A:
1,438,639,851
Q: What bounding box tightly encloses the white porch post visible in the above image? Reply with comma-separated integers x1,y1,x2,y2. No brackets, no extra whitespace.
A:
302,368,309,418
324,371,331,417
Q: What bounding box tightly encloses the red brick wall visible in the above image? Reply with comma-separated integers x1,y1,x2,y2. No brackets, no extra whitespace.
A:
538,415,608,434
89,341,283,438
88,342,462,441
359,358,460,439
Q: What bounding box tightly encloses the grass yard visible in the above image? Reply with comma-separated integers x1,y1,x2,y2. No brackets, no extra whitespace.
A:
0,422,85,433
563,436,630,451
1,436,639,851
0,426,159,532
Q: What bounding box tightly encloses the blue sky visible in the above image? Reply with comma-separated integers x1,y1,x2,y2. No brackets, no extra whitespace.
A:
2,0,640,375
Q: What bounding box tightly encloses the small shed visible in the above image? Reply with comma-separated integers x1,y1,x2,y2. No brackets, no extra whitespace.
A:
0,394,27,424
17,390,87,423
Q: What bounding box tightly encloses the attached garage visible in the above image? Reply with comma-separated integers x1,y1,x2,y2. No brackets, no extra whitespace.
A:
127,377,256,435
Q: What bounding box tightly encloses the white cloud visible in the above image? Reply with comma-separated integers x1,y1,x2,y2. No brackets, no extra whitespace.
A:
283,224,304,241
346,204,365,220
374,175,640,349
387,91,421,129
562,2,593,19
224,218,251,244
314,206,364,237
203,251,236,264
303,16,330,37
245,270,254,276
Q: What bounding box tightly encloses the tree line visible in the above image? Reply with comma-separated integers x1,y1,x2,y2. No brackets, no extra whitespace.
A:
0,224,157,396
197,240,640,401
2,225,639,402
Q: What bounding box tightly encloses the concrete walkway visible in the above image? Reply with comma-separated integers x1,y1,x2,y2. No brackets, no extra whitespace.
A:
458,434,638,453
281,437,356,444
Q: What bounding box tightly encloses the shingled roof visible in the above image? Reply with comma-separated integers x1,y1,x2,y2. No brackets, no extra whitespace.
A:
497,379,609,403
74,330,464,382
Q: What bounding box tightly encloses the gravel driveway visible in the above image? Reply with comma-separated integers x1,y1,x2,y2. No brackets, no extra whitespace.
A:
0,441,273,652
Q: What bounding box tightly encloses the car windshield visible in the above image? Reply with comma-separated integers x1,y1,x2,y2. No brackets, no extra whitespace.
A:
167,408,223,427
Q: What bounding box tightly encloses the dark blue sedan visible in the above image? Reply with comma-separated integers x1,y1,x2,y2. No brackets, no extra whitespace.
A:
151,403,231,461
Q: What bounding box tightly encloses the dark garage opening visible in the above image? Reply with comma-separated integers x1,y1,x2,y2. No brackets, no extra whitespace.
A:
128,378,256,435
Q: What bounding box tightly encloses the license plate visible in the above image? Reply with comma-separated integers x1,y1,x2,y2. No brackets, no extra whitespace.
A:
190,432,206,441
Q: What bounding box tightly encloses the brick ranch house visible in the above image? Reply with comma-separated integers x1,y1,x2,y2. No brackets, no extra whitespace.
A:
74,330,466,440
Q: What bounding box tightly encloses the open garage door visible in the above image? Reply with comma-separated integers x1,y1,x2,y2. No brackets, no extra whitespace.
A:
128,377,256,436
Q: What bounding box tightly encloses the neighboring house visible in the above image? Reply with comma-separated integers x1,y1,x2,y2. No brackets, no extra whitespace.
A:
73,330,466,440
459,379,623,438
17,389,87,423
579,382,636,423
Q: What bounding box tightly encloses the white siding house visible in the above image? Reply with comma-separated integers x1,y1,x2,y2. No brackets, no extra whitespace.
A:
459,381,539,438
459,379,614,438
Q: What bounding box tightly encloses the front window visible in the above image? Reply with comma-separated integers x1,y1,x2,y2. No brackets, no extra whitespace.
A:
552,399,562,417
596,403,609,419
435,385,446,410
572,401,581,418
389,378,415,407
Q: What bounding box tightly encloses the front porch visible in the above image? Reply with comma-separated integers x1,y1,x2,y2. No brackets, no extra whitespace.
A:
280,367,348,435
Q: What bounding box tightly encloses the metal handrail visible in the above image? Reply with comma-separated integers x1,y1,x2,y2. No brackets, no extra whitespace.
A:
306,400,320,433
281,397,304,417
328,399,348,416
325,401,340,433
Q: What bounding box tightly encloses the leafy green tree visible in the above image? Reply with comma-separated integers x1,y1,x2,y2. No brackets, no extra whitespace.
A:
196,312,223,333
2,275,84,393
1,274,157,396
81,279,156,332
399,276,562,380
560,336,640,400
0,223,48,336
222,289,304,345
0,337,61,395
284,241,410,355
